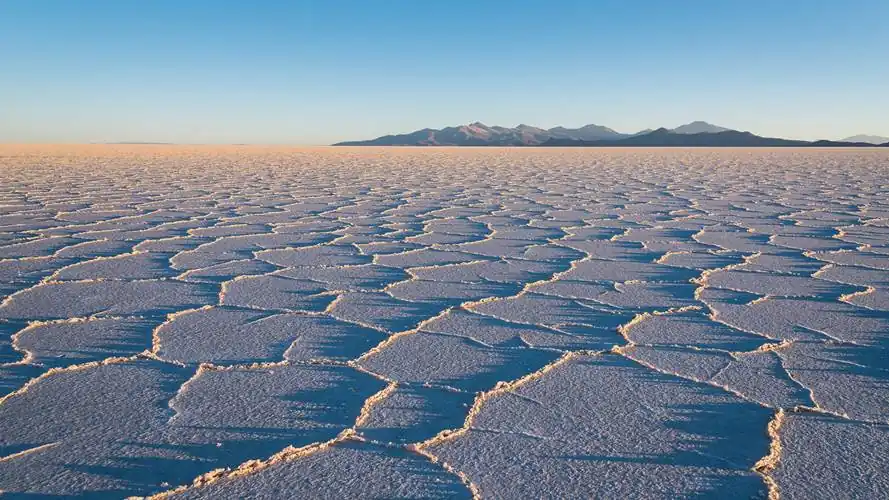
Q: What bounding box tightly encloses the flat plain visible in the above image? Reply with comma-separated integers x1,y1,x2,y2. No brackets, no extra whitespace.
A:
1,145,888,499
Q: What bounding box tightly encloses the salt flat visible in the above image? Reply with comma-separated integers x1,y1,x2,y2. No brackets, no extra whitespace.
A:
1,145,888,499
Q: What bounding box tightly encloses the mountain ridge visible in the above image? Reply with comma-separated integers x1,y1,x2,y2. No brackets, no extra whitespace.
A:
542,129,881,147
841,134,889,145
335,122,887,148
670,121,731,134
335,121,632,146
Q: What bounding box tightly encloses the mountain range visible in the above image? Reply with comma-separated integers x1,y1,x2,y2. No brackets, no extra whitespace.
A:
334,121,889,147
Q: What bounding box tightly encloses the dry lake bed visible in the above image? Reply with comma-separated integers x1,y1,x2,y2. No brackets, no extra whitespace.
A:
1,145,888,498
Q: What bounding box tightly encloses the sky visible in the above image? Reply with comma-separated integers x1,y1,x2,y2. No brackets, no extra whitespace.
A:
2,0,887,144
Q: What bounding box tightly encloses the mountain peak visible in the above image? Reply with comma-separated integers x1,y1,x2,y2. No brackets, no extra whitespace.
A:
546,123,625,141
671,121,732,134
841,134,889,145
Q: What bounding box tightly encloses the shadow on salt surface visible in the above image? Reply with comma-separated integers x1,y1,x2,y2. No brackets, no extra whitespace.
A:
421,308,615,350
176,440,472,499
220,275,333,312
704,289,889,345
256,244,372,268
429,355,771,499
329,292,448,332
0,236,84,259
704,269,863,299
652,251,742,272
613,227,699,243
773,412,889,499
561,401,759,466
283,315,389,362
624,345,812,408
623,310,767,351
277,264,411,291
386,279,523,305
178,259,280,283
736,249,826,275
522,243,586,263
526,280,702,312
0,286,218,395
560,239,662,262
15,317,156,369
156,306,305,365
51,252,182,281
0,280,219,321
469,293,635,330
408,258,566,286
375,248,493,269
779,339,889,422
0,360,384,498
0,319,25,363
0,256,78,289
359,331,562,393
562,258,700,283
358,385,476,443
0,365,43,399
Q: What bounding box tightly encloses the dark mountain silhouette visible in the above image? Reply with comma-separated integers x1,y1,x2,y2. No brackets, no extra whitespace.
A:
543,129,877,147
335,122,630,146
547,124,626,141
543,129,799,146
335,122,882,148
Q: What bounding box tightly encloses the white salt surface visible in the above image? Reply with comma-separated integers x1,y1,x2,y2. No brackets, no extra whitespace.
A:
1,145,888,498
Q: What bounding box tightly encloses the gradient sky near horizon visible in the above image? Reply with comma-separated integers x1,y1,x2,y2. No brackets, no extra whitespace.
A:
2,0,887,144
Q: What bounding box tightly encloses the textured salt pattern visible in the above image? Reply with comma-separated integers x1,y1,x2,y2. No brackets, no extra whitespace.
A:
1,146,888,499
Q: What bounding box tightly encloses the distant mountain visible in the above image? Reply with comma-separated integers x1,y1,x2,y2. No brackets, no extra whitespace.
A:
335,122,629,146
841,135,889,144
670,121,732,134
543,129,876,147
335,121,878,147
337,123,518,146
547,124,626,141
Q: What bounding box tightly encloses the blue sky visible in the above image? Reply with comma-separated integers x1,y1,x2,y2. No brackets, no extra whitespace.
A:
2,0,887,144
